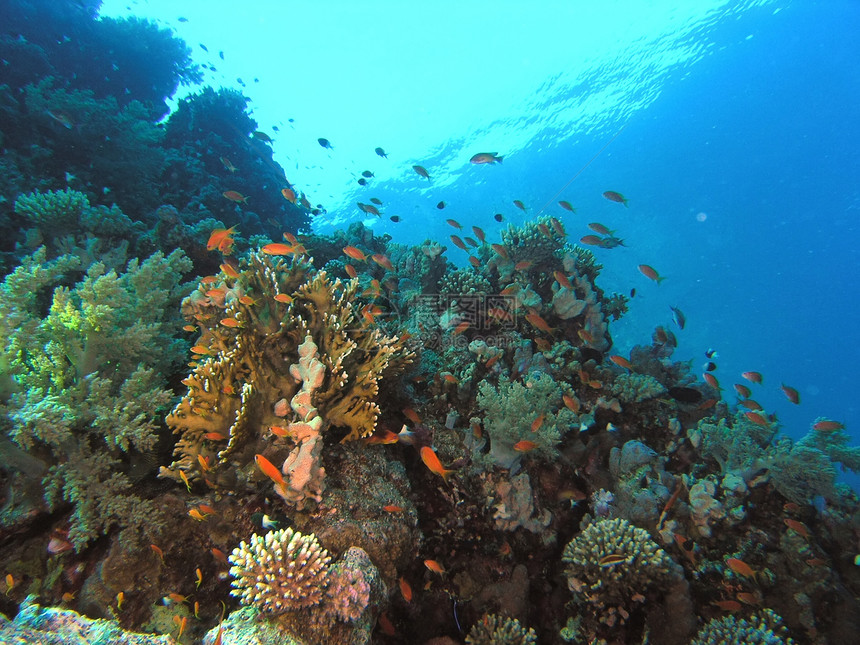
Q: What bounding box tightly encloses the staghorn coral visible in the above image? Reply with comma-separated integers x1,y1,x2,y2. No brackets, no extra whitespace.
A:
161,252,414,507
690,609,795,645
228,527,332,613
0,247,191,549
465,613,537,645
562,517,684,627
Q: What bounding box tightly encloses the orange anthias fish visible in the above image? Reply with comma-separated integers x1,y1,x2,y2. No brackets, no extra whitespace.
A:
450,235,469,251
558,200,576,212
470,152,503,164
609,355,633,370
220,156,237,172
262,242,293,255
424,559,446,575
446,218,462,230
744,411,770,426
780,384,800,404
281,187,297,203
813,419,844,432
783,518,810,538
733,383,752,398
742,371,763,384
579,235,604,246
588,222,614,236
725,557,756,579
530,414,545,432
222,190,248,204
383,504,404,513
472,225,486,243
524,312,553,334
638,264,665,284
513,440,537,452
420,446,453,482
207,226,236,252
372,253,394,270
399,577,413,602
255,454,286,488
602,190,629,206
343,246,368,261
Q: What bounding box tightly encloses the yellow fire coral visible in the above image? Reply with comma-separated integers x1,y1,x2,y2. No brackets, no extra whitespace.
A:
160,252,414,507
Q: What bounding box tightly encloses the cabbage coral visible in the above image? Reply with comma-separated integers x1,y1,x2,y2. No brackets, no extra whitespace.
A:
228,528,331,613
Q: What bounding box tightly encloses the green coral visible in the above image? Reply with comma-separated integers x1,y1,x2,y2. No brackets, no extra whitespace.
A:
477,372,577,469
562,517,683,625
697,413,859,505
14,188,89,229
609,372,667,403
0,247,192,549
690,609,795,645
465,613,537,645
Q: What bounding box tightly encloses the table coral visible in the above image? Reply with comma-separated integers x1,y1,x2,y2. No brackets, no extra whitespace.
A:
562,517,684,627
161,252,414,507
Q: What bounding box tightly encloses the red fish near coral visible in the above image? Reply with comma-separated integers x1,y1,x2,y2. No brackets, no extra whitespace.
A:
813,419,844,432
420,447,453,482
222,190,248,204
206,226,237,253
780,384,800,404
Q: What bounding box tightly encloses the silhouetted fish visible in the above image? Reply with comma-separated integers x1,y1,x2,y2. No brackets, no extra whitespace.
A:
668,387,702,404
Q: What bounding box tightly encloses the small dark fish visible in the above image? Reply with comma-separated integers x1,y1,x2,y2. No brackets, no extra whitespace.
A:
369,197,383,206
600,236,626,248
361,170,374,178
237,78,245,86
318,138,333,149
630,288,636,298
670,306,686,330
668,386,702,404
558,200,576,212
390,215,401,222
436,201,446,209
199,43,208,51
357,178,367,186
272,125,280,132
470,152,503,164
494,213,504,222
252,131,272,143
413,165,430,180
375,147,388,158
178,17,188,23
219,51,224,60
513,199,526,211
603,190,629,206
703,361,717,372
705,348,719,359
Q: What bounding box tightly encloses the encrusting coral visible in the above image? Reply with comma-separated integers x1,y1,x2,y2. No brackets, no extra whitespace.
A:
160,251,414,507
562,517,684,627
229,527,331,613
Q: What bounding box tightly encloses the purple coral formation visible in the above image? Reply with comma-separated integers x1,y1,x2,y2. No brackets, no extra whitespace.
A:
324,565,370,623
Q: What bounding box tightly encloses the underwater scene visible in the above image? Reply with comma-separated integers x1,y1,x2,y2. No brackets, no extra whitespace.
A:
0,0,858,643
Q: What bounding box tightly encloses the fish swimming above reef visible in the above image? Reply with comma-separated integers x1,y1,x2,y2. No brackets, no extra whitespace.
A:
470,152,504,164
318,137,333,149
375,147,388,158
603,190,629,206
670,306,686,329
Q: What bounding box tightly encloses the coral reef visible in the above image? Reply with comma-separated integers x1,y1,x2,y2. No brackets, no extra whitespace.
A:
562,517,684,627
229,527,331,613
465,613,537,645
690,608,796,645
161,252,414,507
0,246,191,549
0,595,174,645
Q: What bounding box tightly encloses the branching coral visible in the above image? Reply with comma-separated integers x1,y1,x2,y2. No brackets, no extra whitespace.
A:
690,608,795,645
161,252,414,507
228,527,332,613
562,517,684,626
465,613,537,645
0,247,192,548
